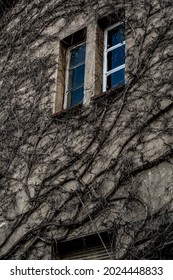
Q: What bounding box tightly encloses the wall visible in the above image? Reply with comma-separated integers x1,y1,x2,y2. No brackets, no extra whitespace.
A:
0,0,173,259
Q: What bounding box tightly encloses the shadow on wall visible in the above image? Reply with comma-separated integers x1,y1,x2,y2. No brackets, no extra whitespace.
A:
0,0,18,16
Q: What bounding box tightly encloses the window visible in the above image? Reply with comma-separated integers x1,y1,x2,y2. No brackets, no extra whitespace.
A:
103,22,125,92
53,231,113,260
54,18,125,114
54,28,87,113
65,42,86,108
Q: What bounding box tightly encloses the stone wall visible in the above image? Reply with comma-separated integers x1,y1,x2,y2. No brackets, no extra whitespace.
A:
0,0,173,259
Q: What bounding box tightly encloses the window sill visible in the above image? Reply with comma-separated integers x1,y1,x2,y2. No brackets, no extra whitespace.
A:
51,85,125,119
51,103,83,118
91,84,125,102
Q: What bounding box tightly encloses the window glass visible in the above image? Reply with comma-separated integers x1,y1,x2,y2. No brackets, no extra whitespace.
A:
70,87,84,107
67,43,86,107
70,44,86,67
103,22,125,92
107,68,125,90
68,64,85,90
107,45,125,71
107,24,125,48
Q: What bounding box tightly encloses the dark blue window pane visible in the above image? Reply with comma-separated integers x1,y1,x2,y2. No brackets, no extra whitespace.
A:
70,44,86,67
70,86,84,107
67,43,86,108
107,68,125,90
107,45,125,71
68,64,85,90
107,24,125,48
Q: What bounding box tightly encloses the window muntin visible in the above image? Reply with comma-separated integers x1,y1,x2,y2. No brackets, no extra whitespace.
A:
107,24,125,48
103,22,125,91
66,43,86,108
107,45,125,71
107,68,125,89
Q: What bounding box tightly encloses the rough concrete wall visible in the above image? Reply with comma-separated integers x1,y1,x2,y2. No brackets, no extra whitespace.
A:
0,0,173,259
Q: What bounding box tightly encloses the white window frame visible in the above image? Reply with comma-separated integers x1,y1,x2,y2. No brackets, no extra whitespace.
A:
103,22,125,92
64,42,86,109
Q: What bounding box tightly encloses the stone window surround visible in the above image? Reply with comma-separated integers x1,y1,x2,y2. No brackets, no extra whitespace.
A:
54,13,125,114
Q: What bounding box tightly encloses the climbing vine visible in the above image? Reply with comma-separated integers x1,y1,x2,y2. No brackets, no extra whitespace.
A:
0,0,173,259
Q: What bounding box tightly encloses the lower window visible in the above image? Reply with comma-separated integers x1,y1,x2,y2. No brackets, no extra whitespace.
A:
54,232,113,260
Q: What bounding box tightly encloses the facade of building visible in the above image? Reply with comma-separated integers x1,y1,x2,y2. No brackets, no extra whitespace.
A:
0,0,173,259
